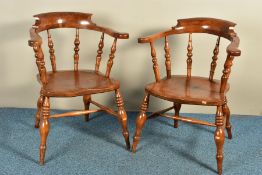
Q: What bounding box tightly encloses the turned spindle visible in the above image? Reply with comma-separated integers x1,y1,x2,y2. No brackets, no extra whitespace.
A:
209,37,220,81
47,30,56,72
220,54,234,93
105,38,117,77
186,33,193,78
74,28,80,71
150,42,161,82
33,43,47,84
214,106,225,175
95,33,105,73
115,89,130,149
164,36,171,78
39,97,50,165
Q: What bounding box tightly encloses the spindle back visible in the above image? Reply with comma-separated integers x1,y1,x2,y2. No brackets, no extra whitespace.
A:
138,17,241,93
28,12,129,84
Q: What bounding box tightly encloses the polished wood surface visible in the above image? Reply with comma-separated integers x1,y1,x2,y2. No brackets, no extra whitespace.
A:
37,70,120,97
132,18,241,175
145,75,229,106
28,12,130,165
186,33,193,78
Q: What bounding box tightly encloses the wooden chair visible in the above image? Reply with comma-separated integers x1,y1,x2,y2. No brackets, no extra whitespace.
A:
28,12,130,165
132,18,241,174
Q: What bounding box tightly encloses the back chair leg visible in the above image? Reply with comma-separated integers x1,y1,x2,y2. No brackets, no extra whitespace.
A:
132,93,150,153
173,103,181,128
83,95,91,121
223,98,232,139
35,90,44,128
115,89,130,150
39,97,50,165
214,106,225,175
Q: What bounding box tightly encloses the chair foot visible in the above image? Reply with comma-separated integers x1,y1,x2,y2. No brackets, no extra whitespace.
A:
173,103,181,128
226,126,232,139
214,106,225,175
83,95,91,122
39,97,50,165
132,94,150,153
115,89,130,150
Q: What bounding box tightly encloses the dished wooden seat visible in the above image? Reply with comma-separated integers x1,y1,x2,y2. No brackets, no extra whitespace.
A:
38,70,120,97
146,75,229,106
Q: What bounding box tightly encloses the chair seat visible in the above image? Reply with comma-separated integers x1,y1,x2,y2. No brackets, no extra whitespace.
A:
38,70,120,97
145,75,229,106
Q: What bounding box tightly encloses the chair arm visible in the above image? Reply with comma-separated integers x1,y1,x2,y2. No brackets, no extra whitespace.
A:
28,28,43,47
226,35,241,56
138,30,169,43
93,25,129,39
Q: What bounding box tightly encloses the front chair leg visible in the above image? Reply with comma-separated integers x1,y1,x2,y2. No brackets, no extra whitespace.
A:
115,89,130,150
83,95,91,121
39,97,50,165
173,103,181,128
35,90,44,128
222,98,232,139
132,93,150,153
214,106,225,175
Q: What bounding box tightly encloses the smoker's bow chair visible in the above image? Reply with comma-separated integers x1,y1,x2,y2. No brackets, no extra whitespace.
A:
28,12,130,165
132,18,241,175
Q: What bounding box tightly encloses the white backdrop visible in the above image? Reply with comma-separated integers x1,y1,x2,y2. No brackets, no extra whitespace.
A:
0,0,261,115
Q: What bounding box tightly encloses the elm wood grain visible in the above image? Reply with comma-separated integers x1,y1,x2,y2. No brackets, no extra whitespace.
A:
37,70,120,97
28,12,130,165
146,75,229,106
31,12,129,40
132,18,241,175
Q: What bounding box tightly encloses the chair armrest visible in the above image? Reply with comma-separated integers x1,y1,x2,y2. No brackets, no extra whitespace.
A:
226,35,241,56
138,30,169,43
94,25,129,39
28,27,43,47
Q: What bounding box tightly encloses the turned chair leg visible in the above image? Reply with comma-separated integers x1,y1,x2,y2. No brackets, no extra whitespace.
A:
132,93,150,153
173,103,181,128
35,90,44,128
83,95,91,122
214,106,225,175
39,96,50,165
115,89,130,150
223,98,232,139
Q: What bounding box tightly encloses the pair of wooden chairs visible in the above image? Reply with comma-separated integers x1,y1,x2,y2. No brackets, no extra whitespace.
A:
28,12,241,175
